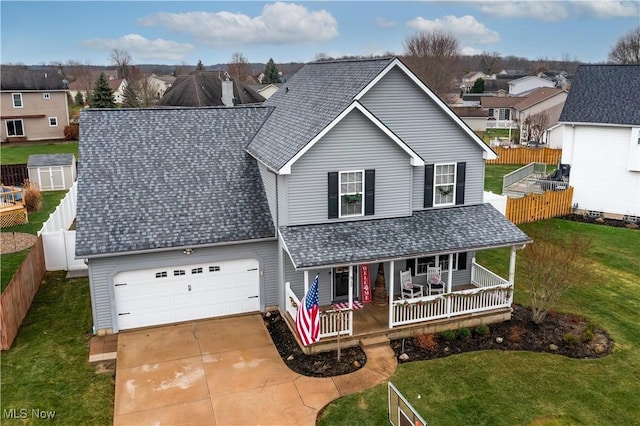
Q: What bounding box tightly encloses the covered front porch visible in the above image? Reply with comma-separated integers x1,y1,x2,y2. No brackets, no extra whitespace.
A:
279,203,532,353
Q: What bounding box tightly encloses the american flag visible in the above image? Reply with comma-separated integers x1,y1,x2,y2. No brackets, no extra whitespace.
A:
295,275,320,346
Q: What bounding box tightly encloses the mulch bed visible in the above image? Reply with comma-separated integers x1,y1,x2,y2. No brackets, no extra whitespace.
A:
561,214,639,229
1,232,37,254
264,304,613,378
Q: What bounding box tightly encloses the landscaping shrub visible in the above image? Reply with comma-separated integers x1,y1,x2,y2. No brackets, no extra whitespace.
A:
475,324,490,336
508,325,526,343
564,333,580,347
415,333,437,351
23,179,42,212
458,327,472,339
439,330,457,341
64,123,79,140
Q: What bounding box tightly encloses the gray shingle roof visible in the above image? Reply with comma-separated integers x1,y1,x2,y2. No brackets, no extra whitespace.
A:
76,106,275,257
0,67,68,91
27,153,75,167
156,72,265,107
246,58,394,171
559,65,640,126
280,203,531,269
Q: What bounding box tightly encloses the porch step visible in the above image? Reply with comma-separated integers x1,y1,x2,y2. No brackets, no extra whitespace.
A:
360,335,390,348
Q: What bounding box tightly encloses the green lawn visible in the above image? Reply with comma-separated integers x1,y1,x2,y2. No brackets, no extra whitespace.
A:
1,190,67,292
0,141,78,165
0,272,114,425
319,219,640,425
484,164,522,194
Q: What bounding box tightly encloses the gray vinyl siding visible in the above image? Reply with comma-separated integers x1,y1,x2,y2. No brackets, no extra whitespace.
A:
359,66,485,209
277,174,289,226
288,109,413,226
258,162,278,228
88,240,277,333
284,255,333,307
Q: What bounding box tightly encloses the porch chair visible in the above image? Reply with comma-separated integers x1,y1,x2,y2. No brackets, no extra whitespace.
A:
427,266,445,296
400,270,424,299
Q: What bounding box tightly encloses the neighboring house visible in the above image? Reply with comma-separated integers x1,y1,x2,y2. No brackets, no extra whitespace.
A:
512,88,567,144
148,74,176,99
68,76,127,105
156,72,265,107
0,67,70,142
508,75,555,96
77,58,530,346
250,83,281,99
451,106,489,132
460,71,496,93
481,95,520,130
559,64,640,221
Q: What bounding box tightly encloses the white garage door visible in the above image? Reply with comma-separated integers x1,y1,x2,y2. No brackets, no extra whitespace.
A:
114,258,260,330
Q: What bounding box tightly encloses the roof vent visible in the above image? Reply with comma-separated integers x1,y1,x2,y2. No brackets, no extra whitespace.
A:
285,87,289,93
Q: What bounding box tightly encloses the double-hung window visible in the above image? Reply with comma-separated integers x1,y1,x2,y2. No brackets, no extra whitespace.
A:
6,119,24,137
49,117,58,127
12,93,23,108
415,254,458,275
434,163,456,206
339,170,363,217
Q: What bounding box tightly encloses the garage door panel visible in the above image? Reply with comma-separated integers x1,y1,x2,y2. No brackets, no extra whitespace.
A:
114,258,260,330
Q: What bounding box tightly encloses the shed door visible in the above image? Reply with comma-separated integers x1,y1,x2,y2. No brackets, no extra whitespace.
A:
114,258,260,330
37,166,65,190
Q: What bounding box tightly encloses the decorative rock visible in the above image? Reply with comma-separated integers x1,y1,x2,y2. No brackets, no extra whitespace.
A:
549,344,559,351
265,311,272,317
399,353,409,361
594,344,605,354
595,217,605,224
495,337,504,343
444,346,449,352
286,355,294,361
626,222,639,229
353,360,361,368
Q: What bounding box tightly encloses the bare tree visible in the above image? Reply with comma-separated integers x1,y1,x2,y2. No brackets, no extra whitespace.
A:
523,111,551,145
227,52,252,83
520,225,592,324
479,51,501,75
61,60,94,106
110,48,133,80
135,75,158,107
402,29,461,97
608,26,640,64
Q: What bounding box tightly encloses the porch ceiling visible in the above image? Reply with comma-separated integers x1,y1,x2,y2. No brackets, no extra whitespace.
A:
280,203,532,269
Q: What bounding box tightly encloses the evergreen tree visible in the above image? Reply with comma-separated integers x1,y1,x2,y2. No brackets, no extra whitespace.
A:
196,60,205,71
262,58,281,84
66,91,73,106
470,78,485,93
121,82,140,108
89,73,116,108
74,91,84,106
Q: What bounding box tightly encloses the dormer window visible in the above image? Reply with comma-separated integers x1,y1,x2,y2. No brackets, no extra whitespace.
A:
339,170,364,217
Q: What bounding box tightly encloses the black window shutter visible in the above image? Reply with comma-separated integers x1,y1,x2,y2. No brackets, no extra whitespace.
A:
424,164,434,208
364,169,375,216
328,172,338,219
455,162,466,205
458,252,467,270
406,258,416,275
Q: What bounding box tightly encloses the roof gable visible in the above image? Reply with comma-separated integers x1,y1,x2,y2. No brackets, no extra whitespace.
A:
559,65,640,126
513,87,565,111
76,106,275,257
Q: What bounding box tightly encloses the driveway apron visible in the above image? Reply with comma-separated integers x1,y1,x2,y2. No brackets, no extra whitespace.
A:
113,314,396,425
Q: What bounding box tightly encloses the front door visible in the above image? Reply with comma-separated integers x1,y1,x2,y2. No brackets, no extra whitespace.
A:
333,266,358,302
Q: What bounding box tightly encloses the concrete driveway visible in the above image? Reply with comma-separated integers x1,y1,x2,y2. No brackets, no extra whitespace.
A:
113,314,396,425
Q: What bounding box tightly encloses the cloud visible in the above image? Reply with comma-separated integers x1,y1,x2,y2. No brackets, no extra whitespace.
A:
571,0,640,18
375,17,396,28
407,15,500,44
461,46,484,56
470,1,638,21
80,34,195,61
137,2,338,47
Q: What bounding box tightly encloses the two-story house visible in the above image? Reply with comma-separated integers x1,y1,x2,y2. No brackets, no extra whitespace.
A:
1,68,70,142
76,58,530,350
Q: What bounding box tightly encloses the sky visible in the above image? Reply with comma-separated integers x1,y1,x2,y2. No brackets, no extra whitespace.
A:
1,1,638,67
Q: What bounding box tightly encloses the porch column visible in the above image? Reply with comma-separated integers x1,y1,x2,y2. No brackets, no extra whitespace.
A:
447,253,453,293
304,270,309,294
388,260,394,328
348,266,353,309
508,246,517,287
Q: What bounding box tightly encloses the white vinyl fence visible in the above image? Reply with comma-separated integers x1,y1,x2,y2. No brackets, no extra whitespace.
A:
37,182,87,271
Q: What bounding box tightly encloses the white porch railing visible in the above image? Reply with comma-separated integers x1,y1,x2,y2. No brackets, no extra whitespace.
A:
486,119,518,129
391,262,511,327
285,282,352,339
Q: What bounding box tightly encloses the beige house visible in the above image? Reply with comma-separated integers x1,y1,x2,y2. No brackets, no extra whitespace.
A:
1,67,70,142
148,74,176,99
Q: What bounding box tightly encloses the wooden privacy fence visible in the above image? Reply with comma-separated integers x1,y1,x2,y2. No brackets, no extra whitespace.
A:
1,164,29,186
487,147,562,165
0,236,47,350
506,187,574,224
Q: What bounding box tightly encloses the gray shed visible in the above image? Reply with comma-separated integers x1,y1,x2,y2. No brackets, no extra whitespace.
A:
27,154,77,191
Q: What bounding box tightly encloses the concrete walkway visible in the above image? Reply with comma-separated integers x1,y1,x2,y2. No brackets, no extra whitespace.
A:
113,314,397,425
